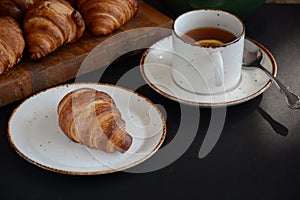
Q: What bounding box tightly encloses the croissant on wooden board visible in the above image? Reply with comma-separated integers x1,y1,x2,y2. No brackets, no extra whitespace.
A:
57,88,133,153
0,0,23,22
0,16,25,75
14,0,36,11
23,0,85,60
64,0,76,7
77,0,139,35
0,0,36,22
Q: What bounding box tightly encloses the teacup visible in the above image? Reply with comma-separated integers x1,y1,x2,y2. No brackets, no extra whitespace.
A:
172,9,245,94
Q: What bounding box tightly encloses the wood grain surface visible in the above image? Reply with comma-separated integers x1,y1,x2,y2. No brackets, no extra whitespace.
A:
0,0,173,107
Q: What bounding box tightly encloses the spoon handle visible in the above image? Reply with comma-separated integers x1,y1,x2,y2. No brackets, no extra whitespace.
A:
257,64,300,109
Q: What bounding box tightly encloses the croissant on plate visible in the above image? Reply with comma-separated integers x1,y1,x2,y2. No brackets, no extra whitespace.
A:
23,0,85,60
57,88,133,153
0,16,25,74
77,0,139,35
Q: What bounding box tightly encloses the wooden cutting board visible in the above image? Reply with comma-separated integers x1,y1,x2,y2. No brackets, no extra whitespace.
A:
0,1,173,108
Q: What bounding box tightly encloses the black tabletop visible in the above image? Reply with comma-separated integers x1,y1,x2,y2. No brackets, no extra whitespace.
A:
1,2,300,200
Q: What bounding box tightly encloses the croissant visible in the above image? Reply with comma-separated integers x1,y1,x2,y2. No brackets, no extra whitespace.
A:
23,0,85,60
57,88,133,153
0,0,23,22
14,0,36,11
64,0,76,7
0,0,36,22
77,0,139,35
0,16,25,74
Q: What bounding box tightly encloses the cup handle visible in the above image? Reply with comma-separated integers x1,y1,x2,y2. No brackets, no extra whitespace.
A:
209,51,224,86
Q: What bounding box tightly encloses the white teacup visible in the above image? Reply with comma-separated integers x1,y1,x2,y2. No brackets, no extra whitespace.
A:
172,9,245,94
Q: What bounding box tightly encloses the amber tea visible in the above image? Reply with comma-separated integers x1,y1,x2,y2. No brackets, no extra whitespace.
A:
182,27,237,47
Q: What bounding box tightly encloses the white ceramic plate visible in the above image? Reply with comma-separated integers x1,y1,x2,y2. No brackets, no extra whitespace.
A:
7,83,166,175
140,36,277,107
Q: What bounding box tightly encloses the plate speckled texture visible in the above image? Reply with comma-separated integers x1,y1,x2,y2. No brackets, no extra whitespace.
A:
7,83,166,175
140,36,277,107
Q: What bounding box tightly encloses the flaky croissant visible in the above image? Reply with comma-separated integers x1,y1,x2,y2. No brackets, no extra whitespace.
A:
57,88,133,153
23,0,85,60
77,0,139,35
14,0,36,11
0,16,25,74
0,0,36,22
64,0,76,7
0,0,23,22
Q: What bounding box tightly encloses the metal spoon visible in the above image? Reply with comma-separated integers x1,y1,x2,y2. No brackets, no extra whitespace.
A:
243,40,300,109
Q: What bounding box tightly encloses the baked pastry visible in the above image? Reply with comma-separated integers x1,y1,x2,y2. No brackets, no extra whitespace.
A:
0,0,36,22
14,0,36,11
0,0,23,22
77,0,139,35
0,16,25,74
57,88,133,153
23,0,85,60
64,0,76,7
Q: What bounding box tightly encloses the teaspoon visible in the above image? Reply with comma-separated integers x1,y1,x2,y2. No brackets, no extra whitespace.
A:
242,40,300,109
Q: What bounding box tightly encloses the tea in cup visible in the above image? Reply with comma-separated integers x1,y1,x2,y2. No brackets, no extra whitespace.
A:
172,9,245,94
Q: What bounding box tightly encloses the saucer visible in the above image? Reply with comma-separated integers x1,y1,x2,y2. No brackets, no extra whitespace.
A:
140,36,277,107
